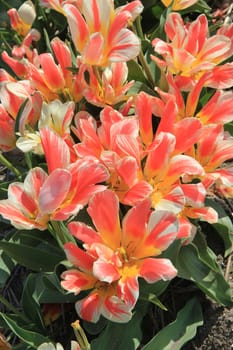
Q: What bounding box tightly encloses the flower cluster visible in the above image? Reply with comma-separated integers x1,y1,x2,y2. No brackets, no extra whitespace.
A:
0,0,233,340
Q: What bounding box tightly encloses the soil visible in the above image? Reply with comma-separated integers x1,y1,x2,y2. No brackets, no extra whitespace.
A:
187,304,233,350
183,241,233,350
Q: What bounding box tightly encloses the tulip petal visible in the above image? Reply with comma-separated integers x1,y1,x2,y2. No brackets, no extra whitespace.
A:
64,242,95,271
68,221,102,244
0,200,46,230
39,169,71,214
40,127,70,172
82,32,104,65
139,258,177,283
122,198,151,243
87,190,121,250
61,269,96,295
102,295,133,323
93,259,120,283
76,292,101,323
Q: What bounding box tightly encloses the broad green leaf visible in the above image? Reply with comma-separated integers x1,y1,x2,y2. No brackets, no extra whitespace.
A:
139,279,171,310
177,244,233,307
22,274,46,332
91,302,148,350
141,0,157,10
39,272,77,303
141,297,203,350
0,241,64,271
127,60,148,84
128,81,157,96
83,317,107,336
205,198,233,256
213,222,233,257
0,313,49,348
193,231,221,272
10,229,64,255
224,122,233,136
0,251,15,288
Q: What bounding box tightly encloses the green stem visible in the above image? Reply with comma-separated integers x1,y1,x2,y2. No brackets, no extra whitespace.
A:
49,221,75,248
138,50,155,88
133,18,155,88
135,16,144,41
0,153,22,180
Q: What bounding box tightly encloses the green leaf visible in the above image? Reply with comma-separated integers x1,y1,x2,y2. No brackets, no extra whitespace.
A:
91,302,148,350
83,317,107,336
177,244,233,307
193,231,221,272
127,81,156,96
127,60,148,84
143,293,167,310
0,251,15,288
141,297,203,350
205,198,233,256
39,272,77,303
0,312,49,348
22,274,46,332
213,222,233,257
139,279,171,310
0,241,64,271
224,122,233,136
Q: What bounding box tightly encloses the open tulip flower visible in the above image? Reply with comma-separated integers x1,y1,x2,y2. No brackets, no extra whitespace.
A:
62,0,143,66
61,190,178,323
152,12,233,89
80,62,134,107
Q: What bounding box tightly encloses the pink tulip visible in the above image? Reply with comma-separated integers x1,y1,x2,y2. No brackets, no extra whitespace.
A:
152,13,232,89
63,0,143,66
61,190,178,323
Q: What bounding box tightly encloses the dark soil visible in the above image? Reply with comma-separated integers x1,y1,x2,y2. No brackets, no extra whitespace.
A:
183,252,233,350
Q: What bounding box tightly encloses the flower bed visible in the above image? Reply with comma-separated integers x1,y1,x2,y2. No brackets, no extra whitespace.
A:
0,0,233,349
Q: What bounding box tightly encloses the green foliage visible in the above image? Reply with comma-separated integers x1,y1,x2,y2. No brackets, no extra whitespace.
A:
0,229,65,271
0,312,49,349
177,241,233,307
91,302,148,350
141,297,203,350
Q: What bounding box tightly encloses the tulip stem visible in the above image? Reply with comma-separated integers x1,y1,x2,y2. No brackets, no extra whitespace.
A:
134,17,155,88
138,50,155,88
0,153,22,180
49,220,75,247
